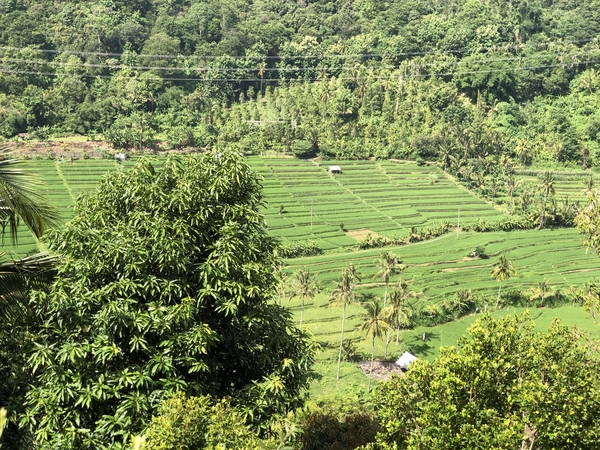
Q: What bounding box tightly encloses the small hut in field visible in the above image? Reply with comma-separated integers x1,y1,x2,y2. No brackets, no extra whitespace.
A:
395,352,418,370
328,165,342,174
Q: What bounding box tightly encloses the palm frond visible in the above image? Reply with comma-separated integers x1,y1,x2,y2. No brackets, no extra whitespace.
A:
0,148,61,243
0,252,58,326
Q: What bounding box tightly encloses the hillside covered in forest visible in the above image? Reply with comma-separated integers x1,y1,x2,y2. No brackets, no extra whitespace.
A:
1,0,600,168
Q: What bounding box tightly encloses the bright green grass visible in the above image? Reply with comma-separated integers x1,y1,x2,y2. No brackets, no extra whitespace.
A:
286,228,600,303
249,157,504,249
306,304,600,399
282,226,600,397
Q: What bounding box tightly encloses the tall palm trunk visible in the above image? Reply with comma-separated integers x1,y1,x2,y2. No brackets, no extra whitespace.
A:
337,303,346,381
384,329,390,358
383,282,388,307
496,281,502,308
368,335,375,393
382,282,390,358
300,298,304,327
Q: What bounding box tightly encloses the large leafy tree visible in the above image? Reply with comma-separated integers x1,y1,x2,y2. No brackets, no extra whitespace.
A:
23,153,316,449
371,313,600,449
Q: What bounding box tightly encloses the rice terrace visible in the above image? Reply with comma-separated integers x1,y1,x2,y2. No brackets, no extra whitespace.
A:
10,153,600,402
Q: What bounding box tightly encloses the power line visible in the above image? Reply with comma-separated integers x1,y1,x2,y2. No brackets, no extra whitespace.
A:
1,59,598,83
0,50,592,74
0,37,596,60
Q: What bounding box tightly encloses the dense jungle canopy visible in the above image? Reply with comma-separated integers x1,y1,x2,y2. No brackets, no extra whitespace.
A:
2,0,600,166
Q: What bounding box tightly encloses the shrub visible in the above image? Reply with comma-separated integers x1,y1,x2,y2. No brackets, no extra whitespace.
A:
300,410,379,450
280,241,323,258
144,393,267,450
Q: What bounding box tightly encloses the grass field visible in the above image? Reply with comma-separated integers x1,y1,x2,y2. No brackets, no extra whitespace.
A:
283,226,600,396
8,155,600,399
249,157,504,250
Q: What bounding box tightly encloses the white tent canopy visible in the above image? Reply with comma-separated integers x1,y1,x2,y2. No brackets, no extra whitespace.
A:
395,352,418,370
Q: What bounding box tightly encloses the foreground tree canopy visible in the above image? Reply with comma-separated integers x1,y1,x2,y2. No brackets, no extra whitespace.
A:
22,152,316,449
370,313,600,450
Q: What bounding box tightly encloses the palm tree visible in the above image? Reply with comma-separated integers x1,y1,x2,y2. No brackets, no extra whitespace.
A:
0,151,59,243
291,267,319,327
0,149,60,325
0,252,57,326
505,175,520,215
586,174,595,193
274,264,288,306
257,62,267,95
491,256,516,308
359,301,389,393
330,264,360,381
374,251,400,308
521,190,533,214
384,278,416,348
528,278,553,307
538,171,555,228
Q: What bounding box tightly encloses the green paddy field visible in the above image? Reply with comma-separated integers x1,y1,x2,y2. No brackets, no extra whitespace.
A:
11,155,600,398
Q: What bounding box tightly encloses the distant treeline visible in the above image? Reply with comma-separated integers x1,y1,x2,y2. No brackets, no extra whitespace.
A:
2,1,600,168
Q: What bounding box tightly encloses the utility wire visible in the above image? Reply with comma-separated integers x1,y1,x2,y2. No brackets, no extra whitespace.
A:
1,59,598,82
0,37,596,60
0,50,592,73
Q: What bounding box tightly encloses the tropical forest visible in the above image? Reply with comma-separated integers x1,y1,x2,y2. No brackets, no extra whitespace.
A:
3,0,600,449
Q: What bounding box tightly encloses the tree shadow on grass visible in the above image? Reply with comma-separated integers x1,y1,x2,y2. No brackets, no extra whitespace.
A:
403,332,440,358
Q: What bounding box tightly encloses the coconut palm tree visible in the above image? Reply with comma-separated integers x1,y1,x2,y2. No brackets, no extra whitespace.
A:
491,256,516,308
505,175,520,215
0,150,59,242
291,267,319,327
384,278,416,349
274,263,288,306
0,252,57,326
528,278,553,307
0,148,60,325
330,264,360,381
374,251,400,308
538,171,555,228
359,301,389,393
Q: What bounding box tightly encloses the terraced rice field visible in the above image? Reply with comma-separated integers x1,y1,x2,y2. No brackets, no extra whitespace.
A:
6,155,600,396
287,227,600,302
512,169,595,205
6,158,139,256
249,157,504,250
290,227,600,395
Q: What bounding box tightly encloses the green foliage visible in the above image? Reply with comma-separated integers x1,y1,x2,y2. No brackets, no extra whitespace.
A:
143,392,266,450
279,241,323,259
575,188,600,254
0,0,599,172
371,313,600,449
23,153,316,448
300,409,379,450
